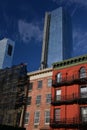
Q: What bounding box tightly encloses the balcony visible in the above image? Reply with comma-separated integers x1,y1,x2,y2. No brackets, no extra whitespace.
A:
51,93,87,105
52,74,87,87
50,117,87,128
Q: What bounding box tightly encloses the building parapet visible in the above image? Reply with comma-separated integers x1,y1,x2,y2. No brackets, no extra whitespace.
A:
53,55,87,69
27,68,52,80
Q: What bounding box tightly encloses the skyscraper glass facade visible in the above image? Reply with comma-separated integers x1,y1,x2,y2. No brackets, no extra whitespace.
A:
41,7,72,68
0,38,15,69
47,8,63,67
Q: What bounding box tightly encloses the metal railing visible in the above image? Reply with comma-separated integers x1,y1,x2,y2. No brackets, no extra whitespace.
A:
52,73,87,87
50,117,87,128
51,92,87,105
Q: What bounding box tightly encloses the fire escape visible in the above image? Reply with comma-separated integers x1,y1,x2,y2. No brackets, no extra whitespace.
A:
50,72,87,129
0,64,28,127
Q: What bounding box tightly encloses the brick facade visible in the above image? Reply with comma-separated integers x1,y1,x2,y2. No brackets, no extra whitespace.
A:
50,55,87,130
24,68,52,130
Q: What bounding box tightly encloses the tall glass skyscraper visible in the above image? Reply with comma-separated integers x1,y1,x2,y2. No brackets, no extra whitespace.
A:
0,38,15,69
41,7,72,69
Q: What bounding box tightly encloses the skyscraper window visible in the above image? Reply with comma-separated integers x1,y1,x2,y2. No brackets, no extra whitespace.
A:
7,44,13,56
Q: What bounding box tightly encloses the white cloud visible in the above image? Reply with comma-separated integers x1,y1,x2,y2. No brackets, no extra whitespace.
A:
18,20,43,43
73,28,87,56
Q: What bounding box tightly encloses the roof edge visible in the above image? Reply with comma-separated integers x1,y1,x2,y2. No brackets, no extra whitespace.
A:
53,54,87,69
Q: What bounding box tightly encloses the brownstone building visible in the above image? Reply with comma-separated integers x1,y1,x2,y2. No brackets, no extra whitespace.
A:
24,68,52,130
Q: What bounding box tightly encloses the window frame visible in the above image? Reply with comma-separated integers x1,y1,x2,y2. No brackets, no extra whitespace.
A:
46,94,51,104
28,82,33,91
79,67,86,79
45,110,50,124
27,96,32,105
47,78,52,87
7,114,12,123
37,80,42,89
34,111,40,125
56,89,61,101
36,95,41,105
56,73,62,83
80,85,87,98
81,107,87,122
54,108,61,121
24,112,29,124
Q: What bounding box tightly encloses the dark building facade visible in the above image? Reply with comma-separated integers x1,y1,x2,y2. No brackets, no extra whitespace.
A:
50,55,87,130
0,64,28,127
41,7,72,69
0,125,26,130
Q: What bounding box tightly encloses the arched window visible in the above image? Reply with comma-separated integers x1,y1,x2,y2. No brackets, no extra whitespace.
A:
56,73,62,83
79,67,86,78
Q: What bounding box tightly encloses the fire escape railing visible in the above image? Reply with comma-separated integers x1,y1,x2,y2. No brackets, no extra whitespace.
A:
50,117,87,128
52,74,87,87
51,92,87,105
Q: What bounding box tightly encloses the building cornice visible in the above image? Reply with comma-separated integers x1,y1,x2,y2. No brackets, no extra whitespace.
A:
53,55,87,69
27,68,52,80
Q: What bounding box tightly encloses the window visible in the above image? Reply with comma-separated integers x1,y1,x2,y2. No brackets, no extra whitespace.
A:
16,112,21,125
27,97,31,105
81,107,87,122
47,78,52,87
34,111,40,124
55,108,61,121
45,111,50,124
24,112,29,124
46,94,51,103
80,86,87,98
79,67,86,78
7,44,13,56
56,90,61,101
38,80,42,89
28,82,33,91
7,114,11,123
36,95,41,105
57,73,62,83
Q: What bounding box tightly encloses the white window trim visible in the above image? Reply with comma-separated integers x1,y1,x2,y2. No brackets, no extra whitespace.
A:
46,93,51,104
24,112,29,125
34,111,40,125
47,78,52,87
36,95,41,105
45,110,50,124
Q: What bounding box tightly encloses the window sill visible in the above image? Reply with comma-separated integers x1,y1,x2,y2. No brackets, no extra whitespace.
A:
24,123,28,125
34,123,39,126
28,90,32,92
27,104,31,107
36,104,41,107
45,123,49,125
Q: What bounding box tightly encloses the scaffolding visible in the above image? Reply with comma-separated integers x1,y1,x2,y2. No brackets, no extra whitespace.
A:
0,64,28,127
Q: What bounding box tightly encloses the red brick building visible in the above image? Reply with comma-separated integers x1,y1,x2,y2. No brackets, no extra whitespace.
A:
50,55,87,130
24,68,52,130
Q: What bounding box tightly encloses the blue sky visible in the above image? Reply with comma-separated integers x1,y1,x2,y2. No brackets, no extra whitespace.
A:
0,0,87,72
